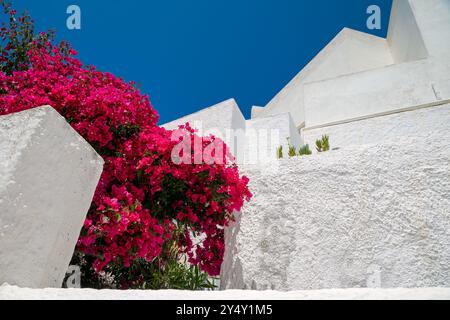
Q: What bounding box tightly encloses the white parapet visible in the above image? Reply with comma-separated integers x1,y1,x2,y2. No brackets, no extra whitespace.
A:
0,106,104,289
303,103,450,152
162,99,247,159
161,98,246,135
250,106,265,119
245,113,303,162
221,104,450,290
303,54,450,129
162,100,303,164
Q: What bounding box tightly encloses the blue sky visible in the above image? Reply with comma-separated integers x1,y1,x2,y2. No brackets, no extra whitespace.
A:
6,0,392,124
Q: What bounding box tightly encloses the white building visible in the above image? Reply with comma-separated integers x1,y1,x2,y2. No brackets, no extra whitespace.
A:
164,0,450,290
163,0,450,156
1,0,450,297
221,0,450,290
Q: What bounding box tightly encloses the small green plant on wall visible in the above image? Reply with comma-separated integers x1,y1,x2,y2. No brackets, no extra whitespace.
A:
299,144,312,156
316,135,330,153
277,137,330,160
277,145,283,159
288,144,296,158
286,138,298,158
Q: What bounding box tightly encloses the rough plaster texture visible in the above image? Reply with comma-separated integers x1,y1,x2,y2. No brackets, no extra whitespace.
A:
221,111,450,290
0,106,104,289
303,103,450,152
2,284,450,300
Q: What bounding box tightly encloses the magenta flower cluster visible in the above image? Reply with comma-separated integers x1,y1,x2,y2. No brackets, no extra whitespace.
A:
0,38,252,279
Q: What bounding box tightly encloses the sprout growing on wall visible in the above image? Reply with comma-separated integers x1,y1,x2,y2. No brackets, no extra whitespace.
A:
288,146,296,158
287,138,297,158
316,135,330,153
299,144,312,156
277,145,283,159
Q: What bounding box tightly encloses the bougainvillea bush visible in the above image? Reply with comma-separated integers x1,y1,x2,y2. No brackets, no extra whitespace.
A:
0,1,251,289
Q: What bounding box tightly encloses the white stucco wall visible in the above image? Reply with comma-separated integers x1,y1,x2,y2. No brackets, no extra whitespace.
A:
251,106,265,118
303,103,450,152
162,99,247,158
0,107,104,289
245,113,303,161
162,0,450,146
2,284,450,300
302,0,450,129
221,104,450,291
252,0,450,130
409,0,450,59
162,100,303,163
387,0,428,63
219,1,450,290
303,57,450,128
162,98,246,134
253,28,394,128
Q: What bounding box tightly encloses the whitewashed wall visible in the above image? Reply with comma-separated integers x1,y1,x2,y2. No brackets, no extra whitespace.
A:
303,59,450,128
162,99,247,159
303,0,450,128
245,113,303,161
253,0,450,130
162,100,303,164
387,0,428,63
0,107,103,288
303,103,450,152
253,28,394,128
162,98,246,136
221,105,450,290
410,0,450,59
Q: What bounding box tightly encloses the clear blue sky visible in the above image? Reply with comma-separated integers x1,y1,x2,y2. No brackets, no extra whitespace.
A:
6,0,392,124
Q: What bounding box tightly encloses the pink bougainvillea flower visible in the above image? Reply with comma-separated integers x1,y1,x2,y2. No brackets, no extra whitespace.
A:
0,38,252,279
